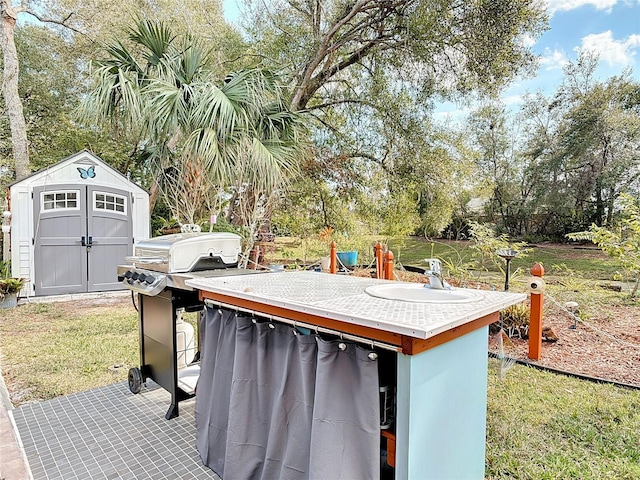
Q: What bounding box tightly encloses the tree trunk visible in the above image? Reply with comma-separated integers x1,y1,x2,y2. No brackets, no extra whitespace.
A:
148,178,160,214
594,178,605,226
1,6,30,180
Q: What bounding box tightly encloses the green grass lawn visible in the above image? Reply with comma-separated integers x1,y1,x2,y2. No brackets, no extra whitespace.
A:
0,301,139,402
0,300,200,403
275,235,625,287
487,360,640,479
387,237,622,280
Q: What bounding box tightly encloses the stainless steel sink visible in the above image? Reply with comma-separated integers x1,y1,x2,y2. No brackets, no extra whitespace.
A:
364,283,485,303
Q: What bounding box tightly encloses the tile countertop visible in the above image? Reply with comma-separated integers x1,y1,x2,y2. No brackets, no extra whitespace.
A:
185,271,527,340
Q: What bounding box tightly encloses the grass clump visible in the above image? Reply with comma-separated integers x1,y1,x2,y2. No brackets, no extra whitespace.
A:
486,359,640,479
0,300,139,405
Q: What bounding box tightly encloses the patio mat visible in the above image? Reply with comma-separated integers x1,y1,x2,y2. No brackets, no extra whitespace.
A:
12,380,219,480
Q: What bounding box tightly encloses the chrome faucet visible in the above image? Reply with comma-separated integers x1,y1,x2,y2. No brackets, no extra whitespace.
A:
424,258,451,290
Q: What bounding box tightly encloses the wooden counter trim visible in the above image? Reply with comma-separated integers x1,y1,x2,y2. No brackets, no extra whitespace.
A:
199,291,404,347
199,291,499,355
401,311,499,355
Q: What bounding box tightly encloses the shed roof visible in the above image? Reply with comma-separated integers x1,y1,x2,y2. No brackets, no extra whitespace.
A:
9,150,147,194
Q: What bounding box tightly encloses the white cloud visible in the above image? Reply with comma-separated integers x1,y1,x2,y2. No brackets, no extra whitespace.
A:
577,31,640,66
433,108,468,121
540,48,570,70
545,0,617,14
520,34,537,48
502,94,524,106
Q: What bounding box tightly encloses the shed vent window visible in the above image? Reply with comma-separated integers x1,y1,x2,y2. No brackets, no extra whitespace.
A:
94,192,126,214
42,191,79,210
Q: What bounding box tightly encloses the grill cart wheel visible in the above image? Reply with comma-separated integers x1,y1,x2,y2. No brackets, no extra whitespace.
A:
128,367,143,394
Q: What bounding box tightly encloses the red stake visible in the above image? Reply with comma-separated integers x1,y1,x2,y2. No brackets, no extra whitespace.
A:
375,242,384,279
384,250,394,280
330,242,337,274
528,263,545,360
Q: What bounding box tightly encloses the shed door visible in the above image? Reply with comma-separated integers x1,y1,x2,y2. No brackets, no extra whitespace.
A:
33,185,132,295
33,185,87,295
87,186,132,292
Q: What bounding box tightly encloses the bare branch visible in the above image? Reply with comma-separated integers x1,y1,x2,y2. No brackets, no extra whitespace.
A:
334,150,392,173
305,111,340,133
286,0,313,24
24,9,85,36
258,0,297,38
302,98,378,113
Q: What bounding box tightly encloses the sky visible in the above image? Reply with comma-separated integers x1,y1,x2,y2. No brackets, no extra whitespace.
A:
222,0,640,115
441,0,640,117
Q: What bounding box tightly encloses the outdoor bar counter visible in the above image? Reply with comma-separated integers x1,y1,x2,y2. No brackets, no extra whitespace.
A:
186,271,526,480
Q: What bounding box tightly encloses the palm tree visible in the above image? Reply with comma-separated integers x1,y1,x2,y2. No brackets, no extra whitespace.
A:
78,18,305,228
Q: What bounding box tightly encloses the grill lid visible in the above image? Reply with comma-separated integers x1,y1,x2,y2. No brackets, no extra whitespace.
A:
126,232,242,273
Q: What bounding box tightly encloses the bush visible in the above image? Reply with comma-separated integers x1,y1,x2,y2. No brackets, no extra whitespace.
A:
0,278,24,295
497,303,531,338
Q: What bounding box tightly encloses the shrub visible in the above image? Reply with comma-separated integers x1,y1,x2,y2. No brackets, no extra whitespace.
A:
497,303,531,338
567,193,640,297
0,278,24,296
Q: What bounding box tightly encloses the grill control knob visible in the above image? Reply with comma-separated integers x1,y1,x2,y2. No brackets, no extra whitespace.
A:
137,273,147,283
117,275,125,282
131,272,139,281
144,275,156,284
124,271,133,279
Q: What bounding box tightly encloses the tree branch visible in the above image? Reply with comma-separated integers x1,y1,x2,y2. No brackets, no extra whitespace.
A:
302,97,378,113
24,9,85,36
286,0,313,24
337,150,392,174
300,38,380,104
291,0,410,110
292,0,378,109
305,111,340,133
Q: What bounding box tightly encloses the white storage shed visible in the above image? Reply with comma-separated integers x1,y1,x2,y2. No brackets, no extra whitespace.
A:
7,150,150,297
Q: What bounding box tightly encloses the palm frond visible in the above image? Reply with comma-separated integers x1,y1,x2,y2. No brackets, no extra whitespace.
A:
141,79,190,139
99,40,145,78
185,127,232,184
79,19,308,228
76,63,143,130
221,69,264,108
240,136,300,192
191,83,241,137
178,36,210,84
128,18,174,68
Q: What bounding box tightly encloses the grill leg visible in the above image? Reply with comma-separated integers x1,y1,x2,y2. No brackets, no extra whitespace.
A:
165,403,179,420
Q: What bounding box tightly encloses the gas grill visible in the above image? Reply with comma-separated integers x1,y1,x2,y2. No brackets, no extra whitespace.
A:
117,232,262,419
118,232,244,294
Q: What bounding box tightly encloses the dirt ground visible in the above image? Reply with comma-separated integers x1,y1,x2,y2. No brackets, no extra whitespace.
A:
488,299,640,387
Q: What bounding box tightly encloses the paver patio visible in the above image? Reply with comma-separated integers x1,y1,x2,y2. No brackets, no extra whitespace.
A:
11,380,218,480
